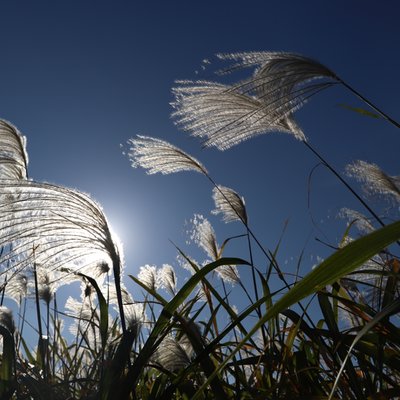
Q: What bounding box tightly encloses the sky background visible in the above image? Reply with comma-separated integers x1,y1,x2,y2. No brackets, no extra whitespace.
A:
0,1,399,322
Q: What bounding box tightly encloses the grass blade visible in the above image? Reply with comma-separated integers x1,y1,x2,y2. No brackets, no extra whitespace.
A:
121,257,249,399
192,220,400,399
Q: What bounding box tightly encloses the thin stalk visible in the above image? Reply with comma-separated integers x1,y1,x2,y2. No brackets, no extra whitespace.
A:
203,282,219,336
302,140,386,227
17,296,27,352
246,227,261,311
201,171,319,330
0,275,7,306
220,280,246,373
33,262,47,380
46,299,50,379
338,78,400,129
52,294,58,377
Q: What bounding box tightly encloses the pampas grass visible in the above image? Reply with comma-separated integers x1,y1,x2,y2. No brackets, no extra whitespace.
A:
0,51,399,399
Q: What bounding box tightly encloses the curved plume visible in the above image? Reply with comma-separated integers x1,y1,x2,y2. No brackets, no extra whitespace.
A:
0,120,29,179
189,214,219,261
127,135,208,174
171,52,339,150
217,51,338,112
172,80,305,150
0,180,123,283
346,160,400,203
0,119,127,333
211,185,247,224
216,51,336,78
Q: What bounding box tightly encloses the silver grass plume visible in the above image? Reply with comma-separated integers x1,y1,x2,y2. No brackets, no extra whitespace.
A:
189,214,239,284
171,53,390,230
346,160,400,203
339,208,375,234
211,185,247,224
137,265,159,291
33,263,76,305
108,280,133,306
0,181,123,281
217,51,336,81
108,281,147,334
0,119,127,331
215,52,400,131
0,120,29,179
172,80,305,150
66,297,102,349
338,236,390,315
158,264,177,296
217,52,337,116
123,302,146,337
4,273,28,304
65,282,111,351
189,214,219,260
153,334,193,372
127,135,208,175
65,281,96,313
215,264,240,285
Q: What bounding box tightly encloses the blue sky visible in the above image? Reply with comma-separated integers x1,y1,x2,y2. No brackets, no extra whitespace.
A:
1,1,399,315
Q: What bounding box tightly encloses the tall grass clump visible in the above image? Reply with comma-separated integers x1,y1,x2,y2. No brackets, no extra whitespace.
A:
0,51,399,399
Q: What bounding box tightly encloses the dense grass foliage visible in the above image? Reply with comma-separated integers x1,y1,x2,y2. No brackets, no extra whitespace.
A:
0,52,400,399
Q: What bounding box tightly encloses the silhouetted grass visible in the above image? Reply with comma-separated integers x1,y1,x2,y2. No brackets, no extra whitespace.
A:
0,51,399,399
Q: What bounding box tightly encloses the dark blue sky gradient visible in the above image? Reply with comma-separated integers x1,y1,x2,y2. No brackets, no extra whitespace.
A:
1,1,399,312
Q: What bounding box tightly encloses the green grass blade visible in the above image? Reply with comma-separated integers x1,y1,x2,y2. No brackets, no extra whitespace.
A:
129,274,168,305
192,220,400,400
122,257,248,399
103,330,136,400
329,297,400,400
76,272,108,350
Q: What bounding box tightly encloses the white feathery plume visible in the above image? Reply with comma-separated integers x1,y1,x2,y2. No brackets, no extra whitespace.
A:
338,235,390,317
211,185,247,224
90,261,111,279
172,80,305,150
215,264,240,285
158,264,177,296
188,214,240,284
127,135,208,175
153,334,193,372
171,52,339,150
65,280,97,320
217,51,400,131
339,208,375,234
4,273,28,304
346,160,400,202
65,282,111,351
65,295,88,320
108,281,132,306
217,52,337,114
188,214,219,261
67,304,100,347
108,281,148,334
0,118,126,330
137,265,159,291
32,263,77,305
216,51,335,76
123,302,147,336
0,120,29,179
0,180,123,282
